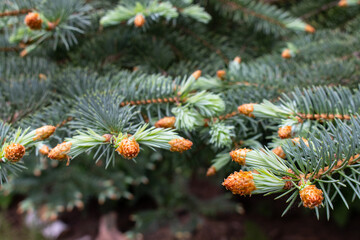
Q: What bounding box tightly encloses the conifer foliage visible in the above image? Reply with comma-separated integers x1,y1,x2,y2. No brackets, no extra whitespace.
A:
0,0,360,231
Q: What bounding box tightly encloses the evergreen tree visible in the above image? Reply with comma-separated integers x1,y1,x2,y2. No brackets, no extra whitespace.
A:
0,0,359,233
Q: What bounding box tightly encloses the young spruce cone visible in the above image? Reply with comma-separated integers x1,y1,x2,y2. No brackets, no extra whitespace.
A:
278,126,292,139
191,70,202,80
234,56,241,63
222,170,256,196
5,143,26,162
338,0,347,6
169,138,193,153
216,70,226,80
48,142,72,160
24,12,42,30
134,14,145,27
155,116,176,128
299,185,323,209
272,146,286,159
229,148,252,165
33,125,56,141
305,24,315,33
281,49,292,59
116,138,140,159
238,103,254,117
39,145,50,155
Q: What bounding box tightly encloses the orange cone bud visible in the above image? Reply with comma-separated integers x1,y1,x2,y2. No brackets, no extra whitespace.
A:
272,146,286,159
216,70,226,79
238,103,254,117
222,170,256,196
234,56,241,63
191,70,202,80
278,126,292,139
48,142,72,165
116,138,140,159
5,143,26,162
134,14,145,27
102,134,113,142
24,12,42,30
305,24,315,33
229,148,252,165
169,138,193,153
39,145,50,155
282,49,292,59
33,125,56,141
155,116,176,128
299,185,323,209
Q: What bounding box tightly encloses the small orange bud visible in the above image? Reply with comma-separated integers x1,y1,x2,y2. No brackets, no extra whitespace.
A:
305,24,315,33
155,116,176,128
33,125,56,141
299,185,323,209
191,70,202,80
39,145,50,155
24,12,42,30
278,126,292,139
222,170,256,196
229,148,252,165
238,103,254,117
48,142,72,165
234,56,241,63
206,166,216,176
216,70,226,79
169,138,193,153
272,146,286,159
134,14,145,27
5,143,26,162
282,49,292,59
116,138,140,159
338,0,347,6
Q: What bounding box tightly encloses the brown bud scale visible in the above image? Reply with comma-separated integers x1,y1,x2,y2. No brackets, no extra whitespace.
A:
216,70,226,79
272,146,286,159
